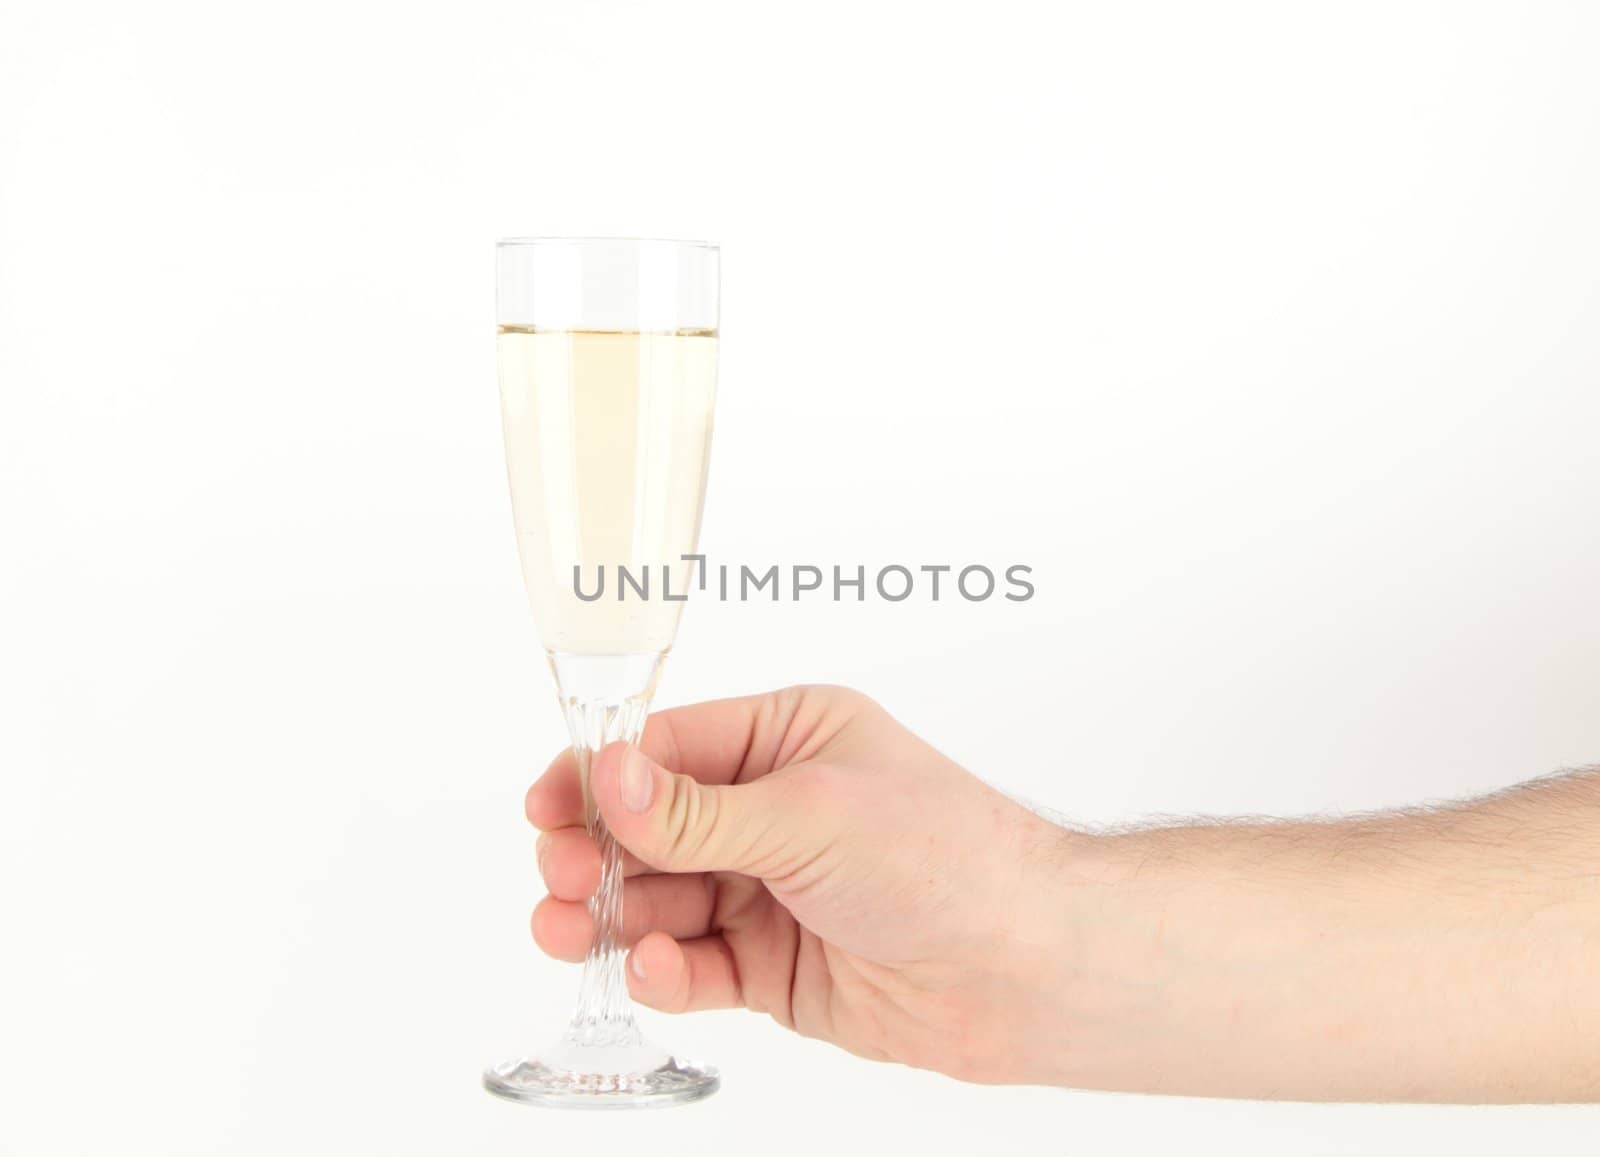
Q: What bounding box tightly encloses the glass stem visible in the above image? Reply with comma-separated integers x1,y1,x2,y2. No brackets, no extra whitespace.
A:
548,653,663,1051
567,743,644,1048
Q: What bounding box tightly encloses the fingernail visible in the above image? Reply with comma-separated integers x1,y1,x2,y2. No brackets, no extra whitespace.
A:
620,748,655,814
630,948,648,982
535,834,549,878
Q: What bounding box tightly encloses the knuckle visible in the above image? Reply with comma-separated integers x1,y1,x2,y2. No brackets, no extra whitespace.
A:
658,778,720,868
797,683,876,713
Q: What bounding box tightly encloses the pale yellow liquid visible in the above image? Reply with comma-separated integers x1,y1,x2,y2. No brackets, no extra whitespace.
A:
497,327,718,655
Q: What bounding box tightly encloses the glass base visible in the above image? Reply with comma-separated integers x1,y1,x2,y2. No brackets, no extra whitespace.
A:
483,1049,719,1109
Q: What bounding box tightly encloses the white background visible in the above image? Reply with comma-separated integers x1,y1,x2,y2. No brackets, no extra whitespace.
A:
3,0,1599,1153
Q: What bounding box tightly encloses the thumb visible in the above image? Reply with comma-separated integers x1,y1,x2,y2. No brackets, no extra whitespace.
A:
590,742,817,877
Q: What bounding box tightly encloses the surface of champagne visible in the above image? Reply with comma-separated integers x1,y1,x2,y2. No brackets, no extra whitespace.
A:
498,327,718,654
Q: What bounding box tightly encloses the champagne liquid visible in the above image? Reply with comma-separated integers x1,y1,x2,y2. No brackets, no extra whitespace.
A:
497,327,718,655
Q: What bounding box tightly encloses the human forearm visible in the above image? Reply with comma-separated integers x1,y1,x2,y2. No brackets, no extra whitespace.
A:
1028,773,1600,1101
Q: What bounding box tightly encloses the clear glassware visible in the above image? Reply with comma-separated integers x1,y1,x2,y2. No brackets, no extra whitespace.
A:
484,237,721,1108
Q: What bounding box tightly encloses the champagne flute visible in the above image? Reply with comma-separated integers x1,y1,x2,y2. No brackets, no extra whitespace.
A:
484,237,721,1108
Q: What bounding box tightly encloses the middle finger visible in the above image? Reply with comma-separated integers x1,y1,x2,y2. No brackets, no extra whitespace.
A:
538,826,656,901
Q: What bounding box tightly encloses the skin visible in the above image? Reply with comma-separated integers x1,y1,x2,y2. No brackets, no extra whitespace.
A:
526,684,1600,1102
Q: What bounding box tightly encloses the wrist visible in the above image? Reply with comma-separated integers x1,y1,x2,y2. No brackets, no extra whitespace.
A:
990,815,1125,1087
1004,819,1231,1092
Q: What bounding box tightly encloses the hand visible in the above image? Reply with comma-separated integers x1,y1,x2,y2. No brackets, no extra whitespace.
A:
526,686,1600,1101
524,685,1070,1084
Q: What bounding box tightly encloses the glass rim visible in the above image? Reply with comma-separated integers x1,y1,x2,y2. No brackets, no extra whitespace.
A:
496,235,719,251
